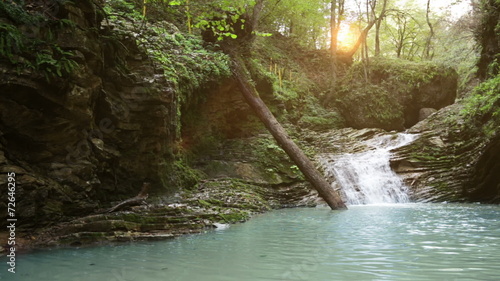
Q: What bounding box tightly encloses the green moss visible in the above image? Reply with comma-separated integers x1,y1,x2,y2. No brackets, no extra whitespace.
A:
110,220,139,231
197,199,212,207
42,200,63,215
407,138,447,162
118,213,146,223
0,1,46,25
218,210,251,223
59,232,108,245
206,199,224,206
334,82,404,130
160,156,205,192
253,138,304,181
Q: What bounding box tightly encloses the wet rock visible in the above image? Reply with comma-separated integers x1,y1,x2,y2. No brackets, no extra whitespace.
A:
26,178,290,249
390,103,495,203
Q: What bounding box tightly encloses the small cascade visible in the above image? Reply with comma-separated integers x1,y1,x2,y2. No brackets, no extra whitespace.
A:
319,133,417,205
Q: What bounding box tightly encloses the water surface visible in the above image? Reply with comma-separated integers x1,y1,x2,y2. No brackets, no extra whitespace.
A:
2,203,500,280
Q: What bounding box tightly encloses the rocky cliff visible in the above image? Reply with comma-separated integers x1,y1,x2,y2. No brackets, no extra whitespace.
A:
0,0,221,229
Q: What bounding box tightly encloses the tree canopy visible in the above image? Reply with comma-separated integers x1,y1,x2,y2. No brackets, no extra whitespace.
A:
113,0,476,70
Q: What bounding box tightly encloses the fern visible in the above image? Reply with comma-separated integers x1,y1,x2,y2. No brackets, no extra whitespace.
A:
0,23,24,63
0,2,79,81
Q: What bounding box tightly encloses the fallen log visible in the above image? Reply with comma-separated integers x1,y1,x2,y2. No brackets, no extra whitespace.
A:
108,182,150,213
231,57,347,210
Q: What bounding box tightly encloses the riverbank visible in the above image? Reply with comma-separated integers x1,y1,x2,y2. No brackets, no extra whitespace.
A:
0,177,318,253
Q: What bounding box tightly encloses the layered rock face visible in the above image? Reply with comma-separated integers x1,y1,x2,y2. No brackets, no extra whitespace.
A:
391,105,500,203
0,1,177,228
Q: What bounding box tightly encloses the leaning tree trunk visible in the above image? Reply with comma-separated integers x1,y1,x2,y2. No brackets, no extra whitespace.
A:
230,57,347,210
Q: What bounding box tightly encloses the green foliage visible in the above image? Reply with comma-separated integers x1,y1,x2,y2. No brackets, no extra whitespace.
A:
244,35,345,131
297,111,344,131
194,4,246,41
0,23,24,63
460,75,500,137
331,58,456,130
338,58,455,101
104,0,144,21
366,58,448,88
336,81,404,128
33,46,79,80
259,0,330,48
251,36,311,99
136,25,231,98
431,18,478,93
0,2,78,80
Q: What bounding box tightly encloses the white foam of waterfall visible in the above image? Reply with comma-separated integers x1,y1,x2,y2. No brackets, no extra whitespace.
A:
320,133,417,205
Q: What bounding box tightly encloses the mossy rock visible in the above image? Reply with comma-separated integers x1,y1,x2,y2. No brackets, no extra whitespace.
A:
331,58,458,130
218,210,251,223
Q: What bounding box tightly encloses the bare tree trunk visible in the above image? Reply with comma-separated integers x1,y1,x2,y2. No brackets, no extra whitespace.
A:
375,20,382,55
374,0,388,56
330,0,339,81
230,58,347,210
222,0,346,210
364,0,371,64
251,0,265,31
344,19,377,59
330,0,345,79
108,182,150,213
330,0,338,54
424,0,435,60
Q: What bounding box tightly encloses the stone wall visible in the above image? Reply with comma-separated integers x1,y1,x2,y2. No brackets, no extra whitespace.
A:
0,1,178,228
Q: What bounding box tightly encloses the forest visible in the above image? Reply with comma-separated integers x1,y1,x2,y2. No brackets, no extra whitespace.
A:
0,0,499,279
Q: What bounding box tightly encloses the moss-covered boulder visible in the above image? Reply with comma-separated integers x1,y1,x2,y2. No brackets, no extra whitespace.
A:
330,58,458,131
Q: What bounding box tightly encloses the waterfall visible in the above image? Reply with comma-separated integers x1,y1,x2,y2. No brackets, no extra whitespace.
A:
319,133,417,205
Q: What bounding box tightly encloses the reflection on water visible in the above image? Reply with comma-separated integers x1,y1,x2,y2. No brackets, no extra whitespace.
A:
2,203,500,281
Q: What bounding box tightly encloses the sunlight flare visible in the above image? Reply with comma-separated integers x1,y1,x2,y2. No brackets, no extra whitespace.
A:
337,23,358,51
